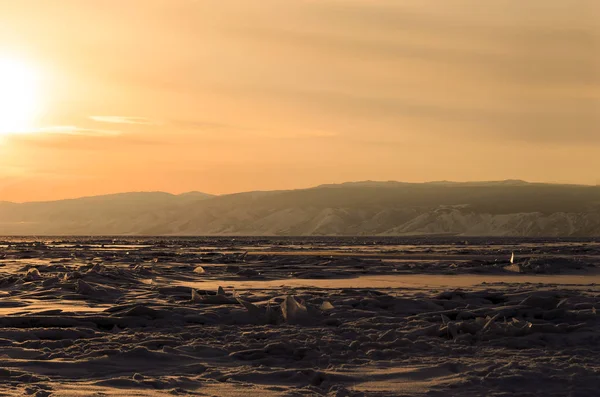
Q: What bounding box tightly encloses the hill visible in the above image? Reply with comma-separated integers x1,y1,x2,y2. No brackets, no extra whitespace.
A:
1,182,599,236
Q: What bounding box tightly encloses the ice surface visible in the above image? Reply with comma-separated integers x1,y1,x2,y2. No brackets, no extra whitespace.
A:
0,237,598,396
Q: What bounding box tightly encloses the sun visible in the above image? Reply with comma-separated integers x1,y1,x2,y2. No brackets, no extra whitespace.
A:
0,57,40,135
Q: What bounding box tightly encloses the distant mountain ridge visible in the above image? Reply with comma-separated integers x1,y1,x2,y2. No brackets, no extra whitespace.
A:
1,181,599,236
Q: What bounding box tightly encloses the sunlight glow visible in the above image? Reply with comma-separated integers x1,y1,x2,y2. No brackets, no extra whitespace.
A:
0,57,40,135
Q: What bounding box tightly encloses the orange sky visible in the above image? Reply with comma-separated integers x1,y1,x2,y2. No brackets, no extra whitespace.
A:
0,0,599,202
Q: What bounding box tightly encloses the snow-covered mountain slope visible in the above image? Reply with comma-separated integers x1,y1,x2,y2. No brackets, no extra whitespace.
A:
1,182,599,236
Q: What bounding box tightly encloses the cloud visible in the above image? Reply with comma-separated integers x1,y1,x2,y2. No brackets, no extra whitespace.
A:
0,126,121,138
256,129,339,139
37,126,121,136
5,128,164,152
90,116,157,125
170,119,236,130
236,23,599,87
166,118,338,139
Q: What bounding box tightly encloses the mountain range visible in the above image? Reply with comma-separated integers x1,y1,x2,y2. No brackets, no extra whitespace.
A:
1,181,600,236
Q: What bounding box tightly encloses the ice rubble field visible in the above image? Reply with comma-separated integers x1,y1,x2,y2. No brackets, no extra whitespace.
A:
0,237,598,396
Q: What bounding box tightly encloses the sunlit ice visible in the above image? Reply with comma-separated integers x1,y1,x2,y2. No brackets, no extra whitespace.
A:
0,56,41,135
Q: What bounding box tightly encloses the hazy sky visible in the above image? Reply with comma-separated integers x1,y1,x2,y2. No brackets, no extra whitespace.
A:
0,0,598,202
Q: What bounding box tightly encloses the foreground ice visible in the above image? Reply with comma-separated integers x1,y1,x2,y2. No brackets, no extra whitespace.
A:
0,237,598,396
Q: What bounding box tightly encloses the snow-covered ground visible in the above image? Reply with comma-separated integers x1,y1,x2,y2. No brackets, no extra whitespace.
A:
0,237,598,396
